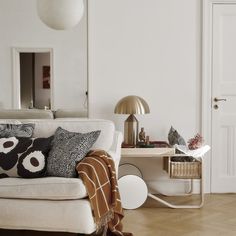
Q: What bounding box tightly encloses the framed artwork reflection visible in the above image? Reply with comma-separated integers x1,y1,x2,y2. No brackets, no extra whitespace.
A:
43,65,50,89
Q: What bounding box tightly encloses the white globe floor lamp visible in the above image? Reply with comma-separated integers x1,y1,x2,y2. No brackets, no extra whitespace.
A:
37,0,84,30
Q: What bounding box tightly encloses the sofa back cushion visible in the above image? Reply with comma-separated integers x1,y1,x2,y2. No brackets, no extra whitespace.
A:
54,109,87,118
0,109,54,119
0,123,35,138
18,119,115,151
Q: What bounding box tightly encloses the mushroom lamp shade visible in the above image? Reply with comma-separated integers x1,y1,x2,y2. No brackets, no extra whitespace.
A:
37,0,84,30
114,96,150,146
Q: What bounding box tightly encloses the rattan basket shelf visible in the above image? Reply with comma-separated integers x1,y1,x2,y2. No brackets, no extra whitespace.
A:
163,156,202,179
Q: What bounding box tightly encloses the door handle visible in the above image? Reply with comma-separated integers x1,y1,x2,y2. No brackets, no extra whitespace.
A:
214,97,227,102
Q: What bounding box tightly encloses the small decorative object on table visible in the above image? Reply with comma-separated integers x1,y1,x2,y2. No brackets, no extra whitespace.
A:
150,141,170,148
188,133,204,150
137,135,155,148
168,126,186,146
122,143,135,148
136,140,170,148
138,127,146,142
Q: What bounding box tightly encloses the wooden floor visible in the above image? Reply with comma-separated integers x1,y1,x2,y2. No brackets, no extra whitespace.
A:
122,194,236,236
1,194,236,236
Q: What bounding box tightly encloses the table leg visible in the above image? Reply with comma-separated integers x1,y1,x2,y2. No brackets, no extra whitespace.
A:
148,157,204,209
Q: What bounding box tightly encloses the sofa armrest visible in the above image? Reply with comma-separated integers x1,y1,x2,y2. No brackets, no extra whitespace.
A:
107,131,123,173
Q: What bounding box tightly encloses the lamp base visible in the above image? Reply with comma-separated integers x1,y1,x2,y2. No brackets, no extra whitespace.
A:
124,114,138,146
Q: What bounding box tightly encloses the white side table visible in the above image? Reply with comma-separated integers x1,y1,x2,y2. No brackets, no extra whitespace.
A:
120,148,205,209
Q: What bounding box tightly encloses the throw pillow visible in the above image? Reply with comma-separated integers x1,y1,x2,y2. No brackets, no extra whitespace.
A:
0,136,53,178
168,126,186,146
0,123,35,138
47,127,101,178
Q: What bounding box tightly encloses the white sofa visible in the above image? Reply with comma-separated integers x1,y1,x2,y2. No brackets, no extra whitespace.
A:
0,118,123,234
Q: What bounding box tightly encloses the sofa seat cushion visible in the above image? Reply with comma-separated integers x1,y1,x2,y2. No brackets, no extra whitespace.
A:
0,177,87,200
0,198,96,234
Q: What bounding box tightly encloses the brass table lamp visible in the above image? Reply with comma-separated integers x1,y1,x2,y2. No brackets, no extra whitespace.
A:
114,95,150,146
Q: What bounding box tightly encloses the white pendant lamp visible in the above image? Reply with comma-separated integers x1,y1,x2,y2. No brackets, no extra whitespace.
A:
37,0,84,30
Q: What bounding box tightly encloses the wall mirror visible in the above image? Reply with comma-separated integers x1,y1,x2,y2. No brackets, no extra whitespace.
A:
20,52,51,109
12,48,53,110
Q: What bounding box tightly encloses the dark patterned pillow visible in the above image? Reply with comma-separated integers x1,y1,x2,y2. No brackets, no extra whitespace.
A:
47,127,101,178
0,123,35,138
0,136,53,178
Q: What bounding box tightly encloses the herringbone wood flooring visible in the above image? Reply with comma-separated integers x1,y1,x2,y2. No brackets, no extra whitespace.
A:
123,194,236,236
1,194,235,236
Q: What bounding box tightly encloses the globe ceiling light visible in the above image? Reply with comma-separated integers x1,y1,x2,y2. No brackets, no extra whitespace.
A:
37,0,84,30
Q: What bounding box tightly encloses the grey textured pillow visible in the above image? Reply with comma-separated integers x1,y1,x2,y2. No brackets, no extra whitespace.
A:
47,127,101,178
0,124,35,138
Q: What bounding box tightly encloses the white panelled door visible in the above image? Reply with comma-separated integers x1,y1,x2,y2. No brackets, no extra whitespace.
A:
212,4,236,193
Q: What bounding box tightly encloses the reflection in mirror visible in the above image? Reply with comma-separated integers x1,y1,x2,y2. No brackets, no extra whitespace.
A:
20,52,51,110
13,48,53,110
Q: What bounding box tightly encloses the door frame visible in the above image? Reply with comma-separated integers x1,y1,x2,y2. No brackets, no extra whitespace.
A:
12,47,54,109
202,0,236,192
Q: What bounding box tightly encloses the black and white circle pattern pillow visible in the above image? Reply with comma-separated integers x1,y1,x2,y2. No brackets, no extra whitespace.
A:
0,136,52,178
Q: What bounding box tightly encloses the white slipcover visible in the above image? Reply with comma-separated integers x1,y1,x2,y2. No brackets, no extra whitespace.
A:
0,119,123,234
0,198,96,234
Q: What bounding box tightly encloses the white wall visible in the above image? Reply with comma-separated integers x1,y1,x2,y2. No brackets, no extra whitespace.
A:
88,0,202,193
0,0,87,111
34,53,50,109
0,0,204,193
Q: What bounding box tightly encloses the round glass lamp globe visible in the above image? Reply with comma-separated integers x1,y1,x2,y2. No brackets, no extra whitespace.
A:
37,0,84,30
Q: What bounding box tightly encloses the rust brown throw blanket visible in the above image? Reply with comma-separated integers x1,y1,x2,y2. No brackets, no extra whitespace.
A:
76,150,133,236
